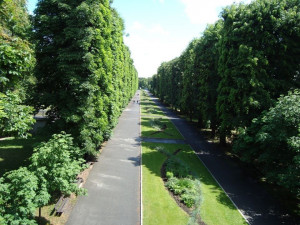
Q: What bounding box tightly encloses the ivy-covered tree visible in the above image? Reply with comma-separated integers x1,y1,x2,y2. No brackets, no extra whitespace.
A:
217,0,300,142
233,90,300,197
33,0,138,157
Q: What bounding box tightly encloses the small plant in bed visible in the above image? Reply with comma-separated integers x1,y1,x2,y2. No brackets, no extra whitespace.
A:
164,157,200,209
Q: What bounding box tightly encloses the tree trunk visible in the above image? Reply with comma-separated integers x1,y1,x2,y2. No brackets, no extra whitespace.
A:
197,116,204,128
219,132,226,146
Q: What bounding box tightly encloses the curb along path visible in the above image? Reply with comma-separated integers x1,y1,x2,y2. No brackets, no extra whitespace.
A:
146,91,295,225
67,92,141,225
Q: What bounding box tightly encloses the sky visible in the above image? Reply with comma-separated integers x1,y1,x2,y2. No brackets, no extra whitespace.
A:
27,0,251,78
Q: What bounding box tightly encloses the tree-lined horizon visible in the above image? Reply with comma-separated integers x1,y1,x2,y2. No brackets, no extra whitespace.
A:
0,0,299,223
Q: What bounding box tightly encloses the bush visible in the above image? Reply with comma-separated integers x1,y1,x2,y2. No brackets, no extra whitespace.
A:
29,132,86,195
0,167,39,225
165,177,198,208
234,90,300,197
0,91,35,138
165,157,190,178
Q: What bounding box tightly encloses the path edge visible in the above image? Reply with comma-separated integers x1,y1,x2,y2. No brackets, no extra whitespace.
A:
148,91,250,225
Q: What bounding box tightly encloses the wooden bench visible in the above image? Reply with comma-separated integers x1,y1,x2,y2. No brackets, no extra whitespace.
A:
54,195,70,216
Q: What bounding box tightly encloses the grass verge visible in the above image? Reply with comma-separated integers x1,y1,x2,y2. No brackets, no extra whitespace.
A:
141,117,184,140
177,147,247,225
142,142,189,225
142,142,247,225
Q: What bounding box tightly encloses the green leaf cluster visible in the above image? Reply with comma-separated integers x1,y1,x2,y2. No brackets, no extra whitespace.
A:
0,167,41,225
29,132,86,196
233,90,300,197
0,132,86,224
0,0,35,94
0,0,36,138
0,91,35,138
33,0,138,157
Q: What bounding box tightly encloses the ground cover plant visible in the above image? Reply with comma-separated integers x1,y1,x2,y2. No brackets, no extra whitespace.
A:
141,117,184,140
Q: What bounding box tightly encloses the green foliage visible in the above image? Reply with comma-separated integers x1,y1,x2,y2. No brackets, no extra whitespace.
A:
150,0,299,199
165,175,198,208
165,157,190,178
234,90,300,197
33,0,138,157
0,167,39,225
217,0,300,136
139,77,150,89
0,91,35,138
29,132,86,196
0,0,35,94
0,0,31,38
194,21,223,132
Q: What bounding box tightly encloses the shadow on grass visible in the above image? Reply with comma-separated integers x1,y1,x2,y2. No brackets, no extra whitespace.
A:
141,117,183,140
35,216,51,225
0,136,48,177
142,143,237,212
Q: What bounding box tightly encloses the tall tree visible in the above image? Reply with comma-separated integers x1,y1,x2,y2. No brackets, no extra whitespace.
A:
33,0,137,157
217,0,300,142
194,21,223,135
0,0,35,94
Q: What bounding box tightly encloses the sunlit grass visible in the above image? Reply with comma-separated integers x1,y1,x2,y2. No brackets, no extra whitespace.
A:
142,142,247,225
177,147,248,225
141,117,184,140
142,142,189,225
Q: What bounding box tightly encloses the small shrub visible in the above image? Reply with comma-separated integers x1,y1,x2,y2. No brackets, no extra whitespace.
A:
165,157,190,178
166,171,174,179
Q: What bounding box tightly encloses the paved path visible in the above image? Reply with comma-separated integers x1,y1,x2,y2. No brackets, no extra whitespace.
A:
67,92,141,225
146,91,296,225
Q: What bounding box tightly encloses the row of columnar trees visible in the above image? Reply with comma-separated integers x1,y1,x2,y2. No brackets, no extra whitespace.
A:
149,0,299,197
33,0,138,157
0,0,138,223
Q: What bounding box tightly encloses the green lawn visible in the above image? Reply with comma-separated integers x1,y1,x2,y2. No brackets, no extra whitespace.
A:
0,136,47,177
142,142,189,225
141,117,184,140
142,142,247,225
177,147,247,225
